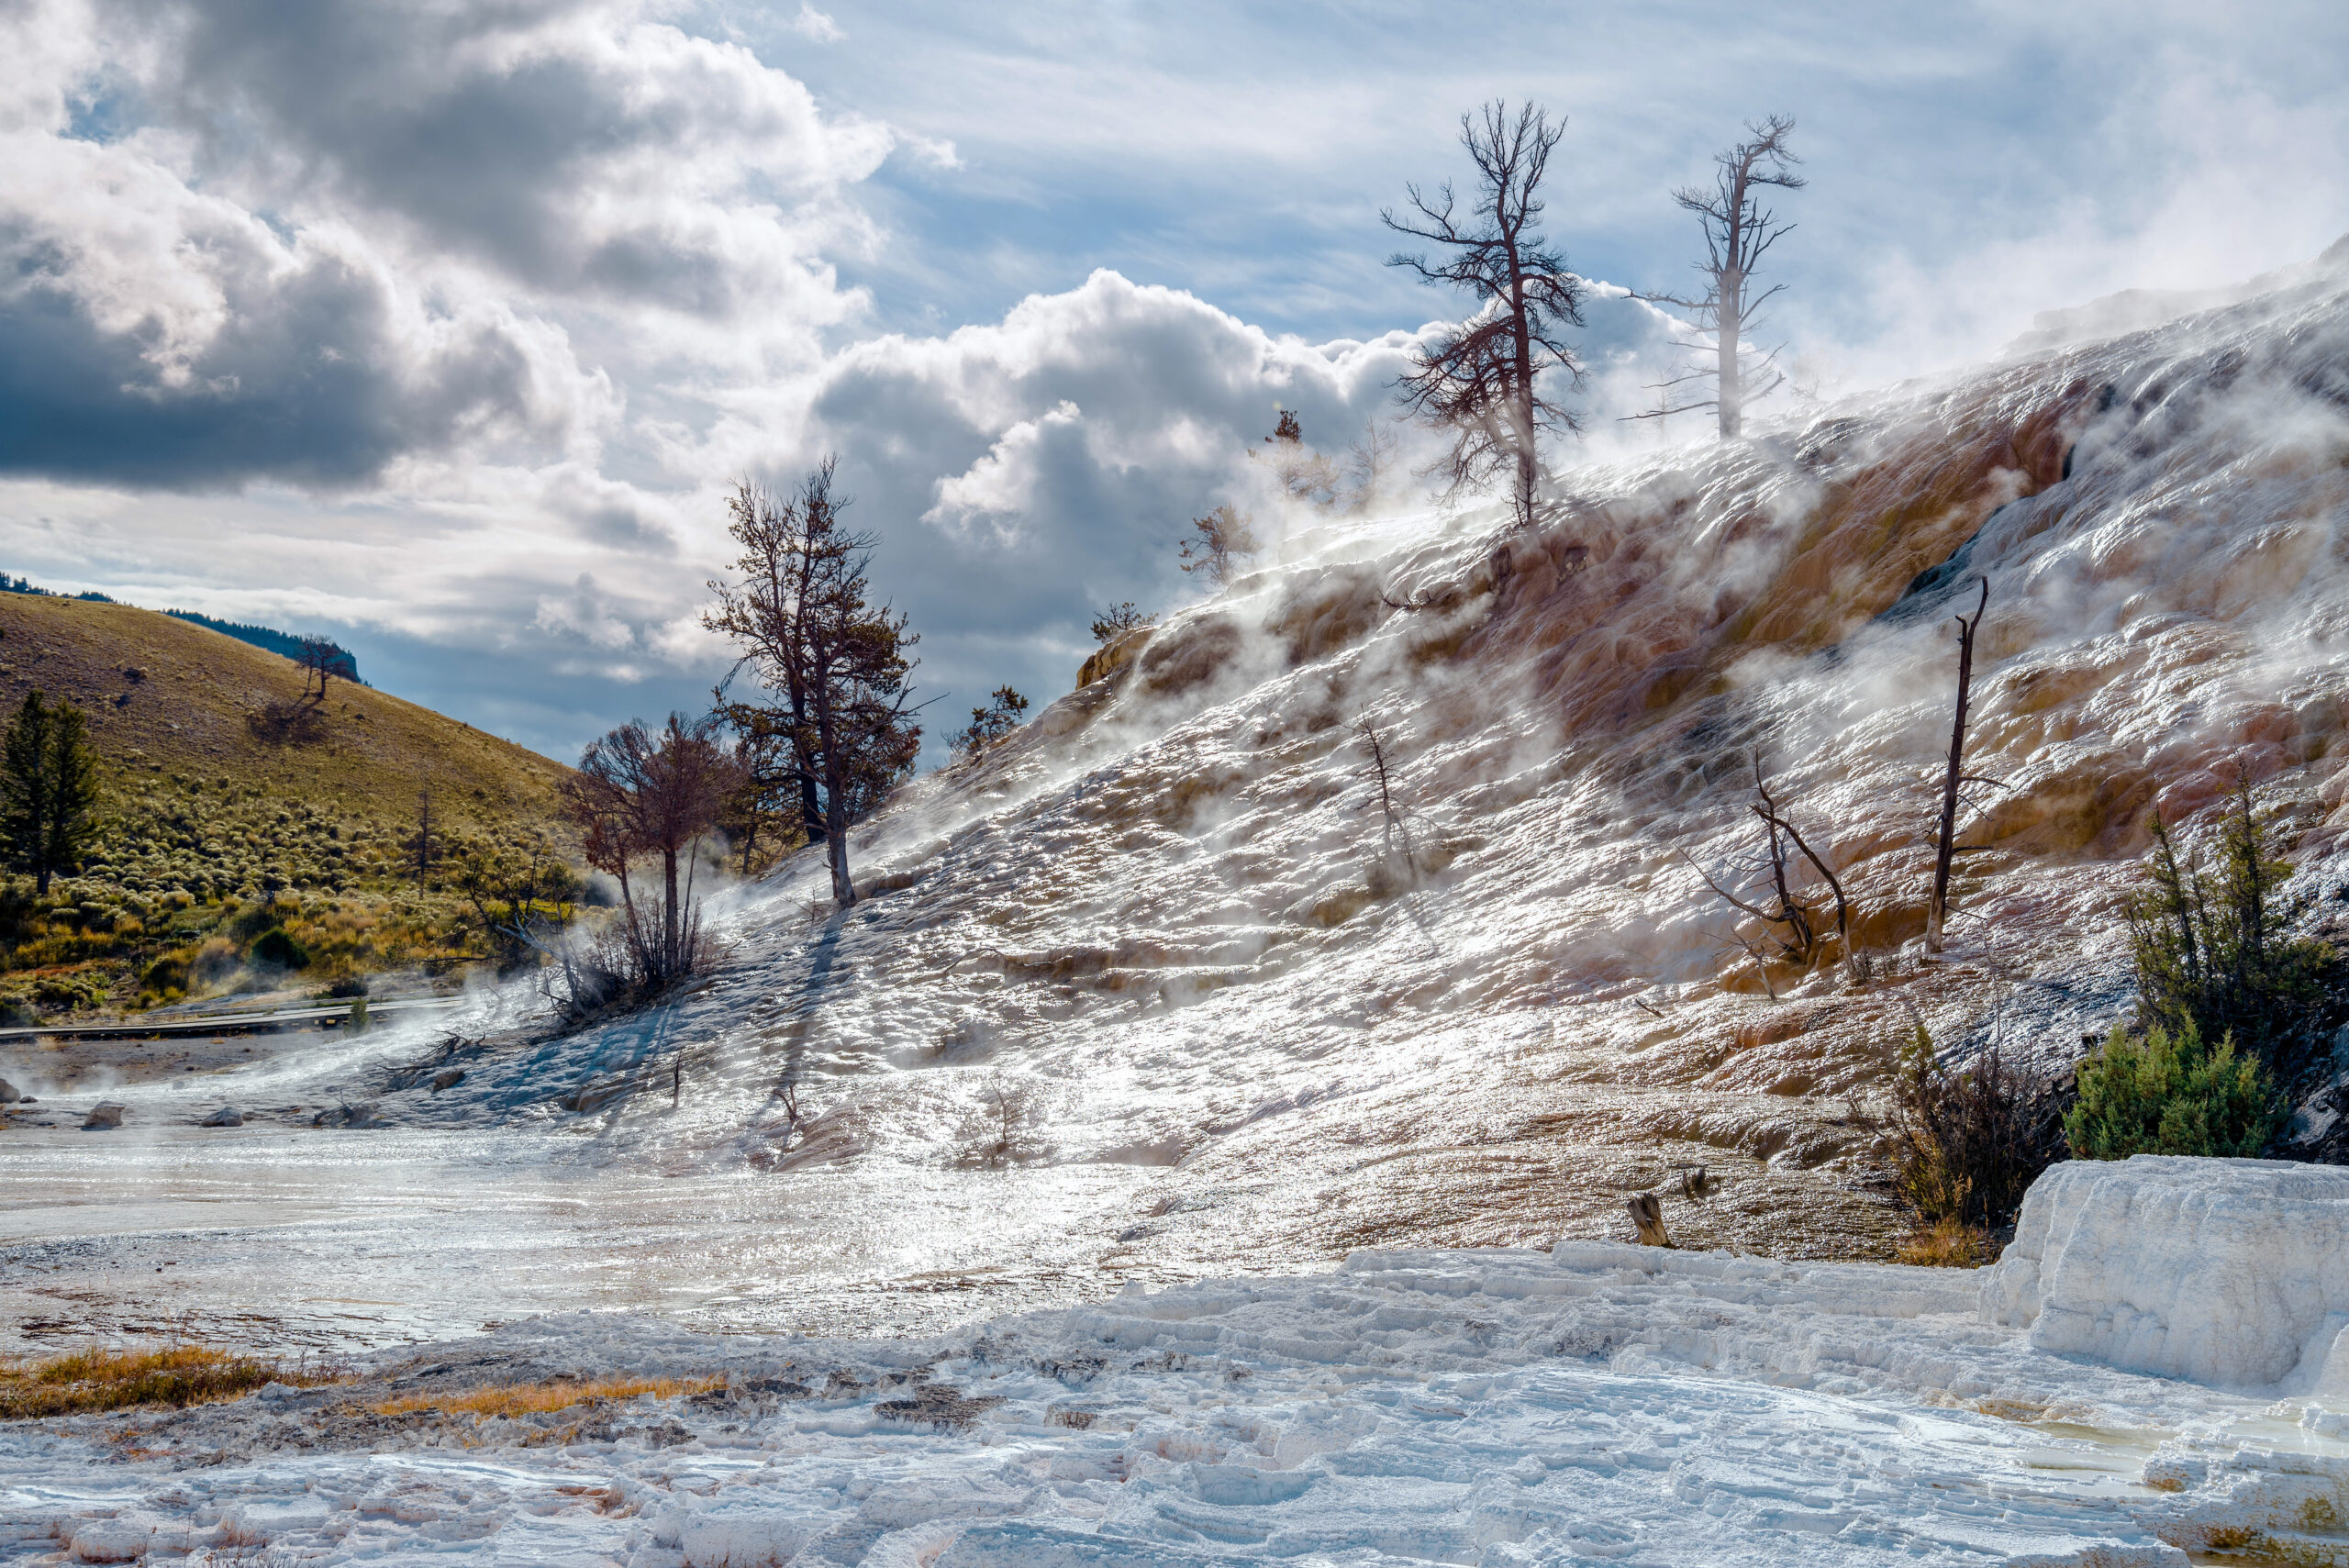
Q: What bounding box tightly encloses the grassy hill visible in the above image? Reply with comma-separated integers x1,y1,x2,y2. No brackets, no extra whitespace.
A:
0,593,581,1017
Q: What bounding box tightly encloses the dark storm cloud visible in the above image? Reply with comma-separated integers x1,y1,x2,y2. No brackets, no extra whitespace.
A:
0,219,562,488
0,0,884,491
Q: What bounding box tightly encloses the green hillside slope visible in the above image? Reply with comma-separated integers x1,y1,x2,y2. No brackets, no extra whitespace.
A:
0,593,581,1017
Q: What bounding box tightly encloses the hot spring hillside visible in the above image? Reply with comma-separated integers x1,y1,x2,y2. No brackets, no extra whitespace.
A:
0,594,576,1013
400,266,2349,1292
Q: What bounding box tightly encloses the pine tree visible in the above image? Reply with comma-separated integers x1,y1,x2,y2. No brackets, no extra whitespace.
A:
1,690,101,895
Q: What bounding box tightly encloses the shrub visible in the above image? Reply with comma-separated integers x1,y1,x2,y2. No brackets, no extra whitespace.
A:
1887,1027,2068,1231
2131,777,2333,1076
250,927,309,970
2065,1021,2283,1160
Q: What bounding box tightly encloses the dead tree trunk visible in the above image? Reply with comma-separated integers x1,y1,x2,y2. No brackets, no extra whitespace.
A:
1359,719,1418,874
1926,580,1989,953
1627,1192,1674,1248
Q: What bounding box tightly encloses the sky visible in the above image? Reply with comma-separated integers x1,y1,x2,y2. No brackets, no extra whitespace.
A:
2,0,2344,764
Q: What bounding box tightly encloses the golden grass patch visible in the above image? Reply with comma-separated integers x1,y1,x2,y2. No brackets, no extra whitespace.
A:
1895,1216,1999,1268
0,1344,335,1418
368,1373,723,1419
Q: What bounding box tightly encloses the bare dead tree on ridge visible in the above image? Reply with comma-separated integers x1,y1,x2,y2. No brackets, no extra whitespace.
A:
1629,115,1804,440
1385,100,1586,529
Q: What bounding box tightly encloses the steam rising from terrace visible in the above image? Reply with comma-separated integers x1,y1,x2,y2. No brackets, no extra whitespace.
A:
9,252,2348,1351
386,250,2349,1277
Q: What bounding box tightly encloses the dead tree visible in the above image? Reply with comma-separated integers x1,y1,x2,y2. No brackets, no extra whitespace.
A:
1626,1192,1674,1248
1926,580,1994,953
1344,421,1400,512
412,790,434,889
293,636,348,709
1385,99,1586,529
1753,769,1852,973
1685,758,1853,983
1629,116,1804,440
1358,719,1420,876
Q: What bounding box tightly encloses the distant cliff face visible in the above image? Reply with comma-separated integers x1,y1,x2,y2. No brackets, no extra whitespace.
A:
545,266,2349,1280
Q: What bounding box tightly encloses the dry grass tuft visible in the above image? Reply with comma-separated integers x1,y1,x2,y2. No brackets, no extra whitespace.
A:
0,1344,334,1418
1896,1216,2001,1269
368,1373,722,1419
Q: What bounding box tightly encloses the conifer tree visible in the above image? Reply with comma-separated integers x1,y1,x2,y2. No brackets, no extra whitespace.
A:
1,690,100,895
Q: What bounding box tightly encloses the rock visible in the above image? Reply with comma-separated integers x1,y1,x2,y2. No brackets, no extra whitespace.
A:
431,1069,465,1092
1982,1155,2349,1388
1074,623,1153,689
0,1076,18,1102
66,1518,150,1562
82,1102,126,1130
201,1106,243,1127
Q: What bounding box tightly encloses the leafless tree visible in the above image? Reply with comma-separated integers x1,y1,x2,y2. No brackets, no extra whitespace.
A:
1926,580,1999,953
1179,504,1260,586
289,636,348,709
562,713,739,991
1343,420,1401,512
705,460,922,908
1630,116,1804,440
1684,757,1853,980
1385,100,1586,529
410,790,434,889
1358,718,1420,878
961,1071,1045,1167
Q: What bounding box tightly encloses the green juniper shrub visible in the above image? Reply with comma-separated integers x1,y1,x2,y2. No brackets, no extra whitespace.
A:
2064,1020,2283,1160
2131,775,2333,1078
249,927,309,970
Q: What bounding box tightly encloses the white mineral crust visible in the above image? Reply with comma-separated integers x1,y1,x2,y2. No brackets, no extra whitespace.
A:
1982,1155,2349,1390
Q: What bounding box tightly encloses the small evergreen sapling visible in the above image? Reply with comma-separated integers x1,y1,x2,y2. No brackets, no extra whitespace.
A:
1089,602,1154,646
955,686,1030,761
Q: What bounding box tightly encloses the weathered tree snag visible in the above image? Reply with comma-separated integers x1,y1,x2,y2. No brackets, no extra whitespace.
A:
1926,579,1989,953
1627,116,1805,440
1627,1192,1675,1248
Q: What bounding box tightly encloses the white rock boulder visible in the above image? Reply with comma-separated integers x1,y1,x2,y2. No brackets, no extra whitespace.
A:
1982,1155,2349,1390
